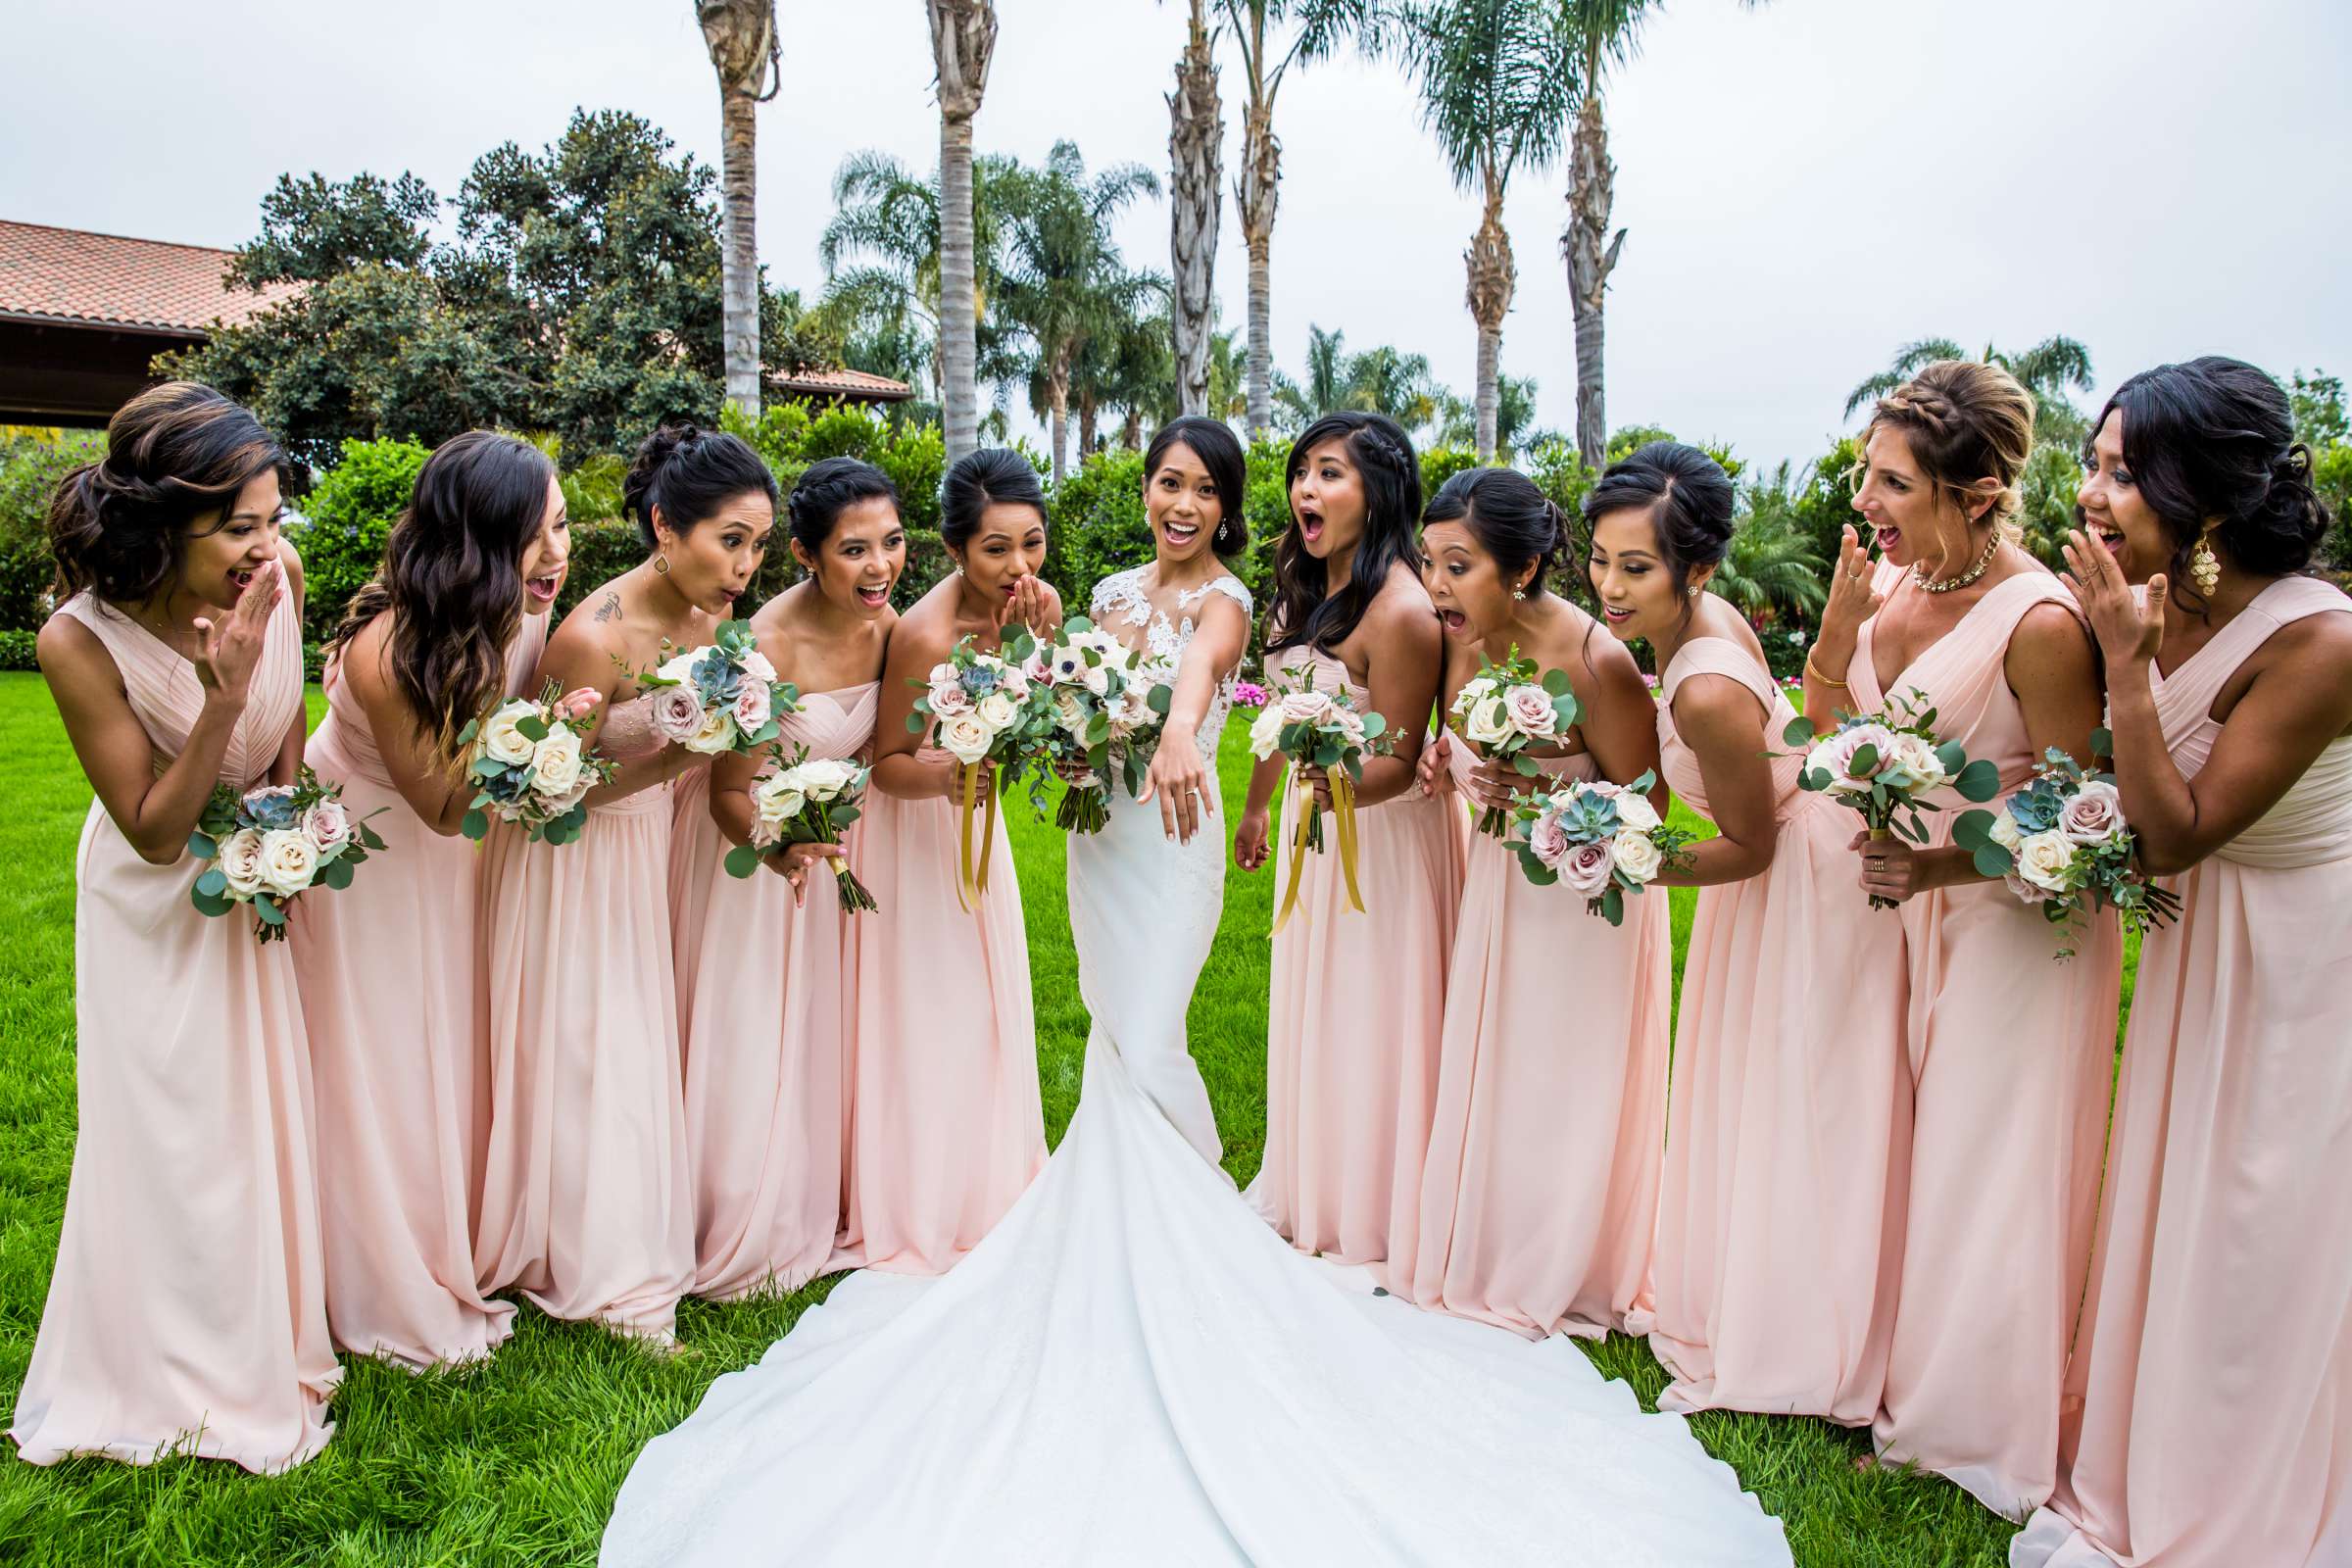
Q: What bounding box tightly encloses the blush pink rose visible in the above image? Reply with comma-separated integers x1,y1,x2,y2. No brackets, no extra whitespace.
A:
1501,684,1558,739
732,679,772,733
1560,838,1616,897
1527,809,1572,869
1816,721,1896,794
649,684,705,743
2057,780,2126,845
927,673,972,715
1279,688,1334,725
299,800,352,858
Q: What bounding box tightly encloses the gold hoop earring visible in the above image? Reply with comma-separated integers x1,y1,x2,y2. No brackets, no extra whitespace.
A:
2189,531,2221,595
654,553,670,577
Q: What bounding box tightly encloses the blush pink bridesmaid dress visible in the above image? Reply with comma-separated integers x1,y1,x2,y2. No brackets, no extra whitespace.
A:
675,684,876,1299
1247,646,1464,1268
832,744,1045,1276
472,695,695,1342
2015,575,2352,1568
10,589,339,1472
1629,638,1909,1421
668,764,715,1065
288,617,548,1369
1846,571,2123,1519
1392,742,1671,1338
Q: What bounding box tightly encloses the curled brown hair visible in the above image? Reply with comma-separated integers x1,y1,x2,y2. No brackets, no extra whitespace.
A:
47,381,284,605
328,432,558,761
1863,360,2035,543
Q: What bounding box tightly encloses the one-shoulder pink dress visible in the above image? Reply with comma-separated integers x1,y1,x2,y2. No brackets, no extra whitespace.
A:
674,684,877,1299
1392,739,1672,1339
10,589,338,1472
473,694,695,1341
1629,637,1909,1422
2016,575,2352,1568
291,615,548,1369
1247,645,1464,1268
1846,571,2123,1519
832,740,1045,1276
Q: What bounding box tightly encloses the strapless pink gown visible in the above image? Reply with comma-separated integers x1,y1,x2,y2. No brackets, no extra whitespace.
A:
1391,742,1670,1338
832,744,1045,1275
473,692,695,1341
10,590,338,1472
288,617,547,1369
2017,576,2352,1568
669,765,714,1065
1247,646,1464,1268
1629,638,1909,1422
1848,571,2123,1519
673,684,876,1299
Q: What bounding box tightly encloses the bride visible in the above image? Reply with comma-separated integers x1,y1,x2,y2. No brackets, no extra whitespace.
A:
600,418,1789,1566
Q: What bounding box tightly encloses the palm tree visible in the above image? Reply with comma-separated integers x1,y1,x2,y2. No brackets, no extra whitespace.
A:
1714,462,1829,624
1168,0,1222,416
1434,373,1543,453
1272,322,1351,427
1395,0,1577,461
1218,0,1383,437
1842,334,2096,448
696,0,780,416
927,0,1000,464
1272,324,1443,436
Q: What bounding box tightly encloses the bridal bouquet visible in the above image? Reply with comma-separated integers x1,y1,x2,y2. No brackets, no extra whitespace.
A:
639,619,800,757
1027,616,1163,833
1780,689,2000,909
1514,772,1694,926
1248,668,1394,933
911,632,1051,905
1952,732,2182,960
188,766,387,942
459,681,615,846
1447,647,1584,839
724,745,877,913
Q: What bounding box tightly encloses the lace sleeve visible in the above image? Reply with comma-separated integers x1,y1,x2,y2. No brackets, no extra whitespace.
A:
1092,567,1144,621
1204,575,1253,617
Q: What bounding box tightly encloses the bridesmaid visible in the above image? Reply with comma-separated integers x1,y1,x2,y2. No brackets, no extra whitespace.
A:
1395,464,1666,1338
1814,361,2120,1518
10,382,335,1470
2016,359,2352,1568
677,457,903,1299
1591,443,1909,1418
1235,412,1455,1268
842,448,1054,1274
474,421,776,1347
295,432,572,1369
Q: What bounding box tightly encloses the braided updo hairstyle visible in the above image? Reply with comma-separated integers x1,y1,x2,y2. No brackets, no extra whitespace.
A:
1863,359,2036,545
2089,357,2332,615
47,381,284,606
623,420,777,550
1423,466,1571,598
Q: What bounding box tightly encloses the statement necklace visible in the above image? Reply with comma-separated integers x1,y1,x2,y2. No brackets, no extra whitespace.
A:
1912,527,2000,595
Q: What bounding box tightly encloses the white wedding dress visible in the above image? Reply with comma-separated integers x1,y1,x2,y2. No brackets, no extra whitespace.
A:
599,570,1789,1567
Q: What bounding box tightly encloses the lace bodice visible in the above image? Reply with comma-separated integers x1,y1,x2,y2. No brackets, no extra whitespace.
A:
1091,566,1254,756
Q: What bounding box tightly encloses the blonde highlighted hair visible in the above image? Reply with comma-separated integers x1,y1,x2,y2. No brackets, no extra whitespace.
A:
1863,359,2035,545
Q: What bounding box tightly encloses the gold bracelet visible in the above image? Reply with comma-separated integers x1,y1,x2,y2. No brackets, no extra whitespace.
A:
1803,650,1851,688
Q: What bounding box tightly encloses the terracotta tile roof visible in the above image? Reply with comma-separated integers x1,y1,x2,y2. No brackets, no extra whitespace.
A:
767,365,914,402
0,220,301,334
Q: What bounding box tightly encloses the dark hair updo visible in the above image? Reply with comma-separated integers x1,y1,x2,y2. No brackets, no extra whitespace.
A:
788,457,901,555
623,421,778,550
1423,466,1569,597
1581,440,1738,607
2091,356,2332,611
940,448,1049,551
1143,416,1250,558
1268,411,1424,654
47,380,285,605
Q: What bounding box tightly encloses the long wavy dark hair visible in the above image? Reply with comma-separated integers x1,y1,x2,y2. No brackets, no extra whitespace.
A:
1265,412,1423,654
328,432,558,761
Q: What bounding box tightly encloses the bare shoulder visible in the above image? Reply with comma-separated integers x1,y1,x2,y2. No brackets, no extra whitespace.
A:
2011,599,2096,664
2252,603,2352,726
276,538,305,597
34,612,106,683
1671,669,1769,750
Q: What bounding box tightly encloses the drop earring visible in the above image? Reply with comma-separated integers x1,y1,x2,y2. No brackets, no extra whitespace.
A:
654,553,670,576
2189,529,2221,595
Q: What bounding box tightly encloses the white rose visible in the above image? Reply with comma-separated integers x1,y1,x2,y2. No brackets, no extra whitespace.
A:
1450,677,1497,717
2014,828,2078,895
937,711,996,765
218,827,266,898
976,690,1019,731
1082,662,1112,698
1054,687,1091,737
1465,696,1510,747
683,706,739,755
1248,706,1286,760
257,827,319,898
1987,808,2024,853
1611,828,1663,884
1610,791,1661,833
755,771,806,826
479,702,538,766
530,726,584,797
1885,733,1953,792
739,650,778,686
798,758,860,798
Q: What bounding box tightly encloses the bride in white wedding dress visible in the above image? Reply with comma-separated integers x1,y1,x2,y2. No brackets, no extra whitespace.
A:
600,426,1789,1567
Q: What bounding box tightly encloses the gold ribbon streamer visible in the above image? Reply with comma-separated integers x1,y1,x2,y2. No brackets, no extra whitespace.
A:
978,767,999,894
956,760,979,912
1269,768,1315,936
1332,770,1365,915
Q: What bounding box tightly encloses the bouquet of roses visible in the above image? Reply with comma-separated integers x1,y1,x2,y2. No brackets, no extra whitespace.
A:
1780,688,2000,909
458,681,614,846
189,766,387,942
723,745,877,914
639,618,800,758
1514,772,1694,926
1952,731,2182,960
910,632,1052,906
1248,668,1394,933
1026,616,1163,834
1447,647,1585,839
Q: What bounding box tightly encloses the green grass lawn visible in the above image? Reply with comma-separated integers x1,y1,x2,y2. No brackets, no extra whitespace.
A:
0,668,2039,1566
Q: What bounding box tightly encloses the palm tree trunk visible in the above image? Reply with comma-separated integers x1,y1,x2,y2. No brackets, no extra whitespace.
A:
929,0,998,464
1236,94,1280,439
1464,173,1515,464
1168,0,1221,417
1049,349,1072,487
1561,82,1623,471
1079,390,1099,459
698,1,778,419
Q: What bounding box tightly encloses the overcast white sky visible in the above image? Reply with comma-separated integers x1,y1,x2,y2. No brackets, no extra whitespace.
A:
5,0,2346,466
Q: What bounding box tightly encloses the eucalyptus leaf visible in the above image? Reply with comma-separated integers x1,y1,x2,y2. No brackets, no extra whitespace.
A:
1954,759,2003,802
723,844,762,880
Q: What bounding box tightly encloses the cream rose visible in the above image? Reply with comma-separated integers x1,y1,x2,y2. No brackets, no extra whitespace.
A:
1331,708,1368,750
657,651,701,684
1502,684,1558,740
300,800,352,859
530,726,585,797
480,702,539,765
649,684,706,743
976,690,1019,731
1053,687,1091,737
937,711,995,765
739,649,778,686
683,706,738,755
1464,695,1510,747
1450,677,1498,718
797,758,860,798
1610,791,1661,833
1560,838,1616,897
218,827,267,898
1081,662,1112,698
1987,808,2024,853
257,827,318,898
1612,827,1664,884
2058,780,2126,846
1884,732,1952,792
755,769,806,827
2014,827,2078,894
1248,706,1286,759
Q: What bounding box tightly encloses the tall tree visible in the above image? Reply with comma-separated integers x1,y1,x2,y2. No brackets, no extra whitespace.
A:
1168,0,1223,416
697,0,781,417
928,0,1000,464
1219,0,1381,438
1843,334,2096,447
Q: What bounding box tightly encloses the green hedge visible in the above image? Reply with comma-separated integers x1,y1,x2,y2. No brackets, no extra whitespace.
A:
0,627,37,670
291,436,430,644
0,432,106,632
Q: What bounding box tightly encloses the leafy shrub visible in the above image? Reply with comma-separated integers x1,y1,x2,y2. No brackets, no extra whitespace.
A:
561,452,628,524
0,627,38,670
293,437,428,641
550,520,647,622
0,431,107,630
1419,444,1481,497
